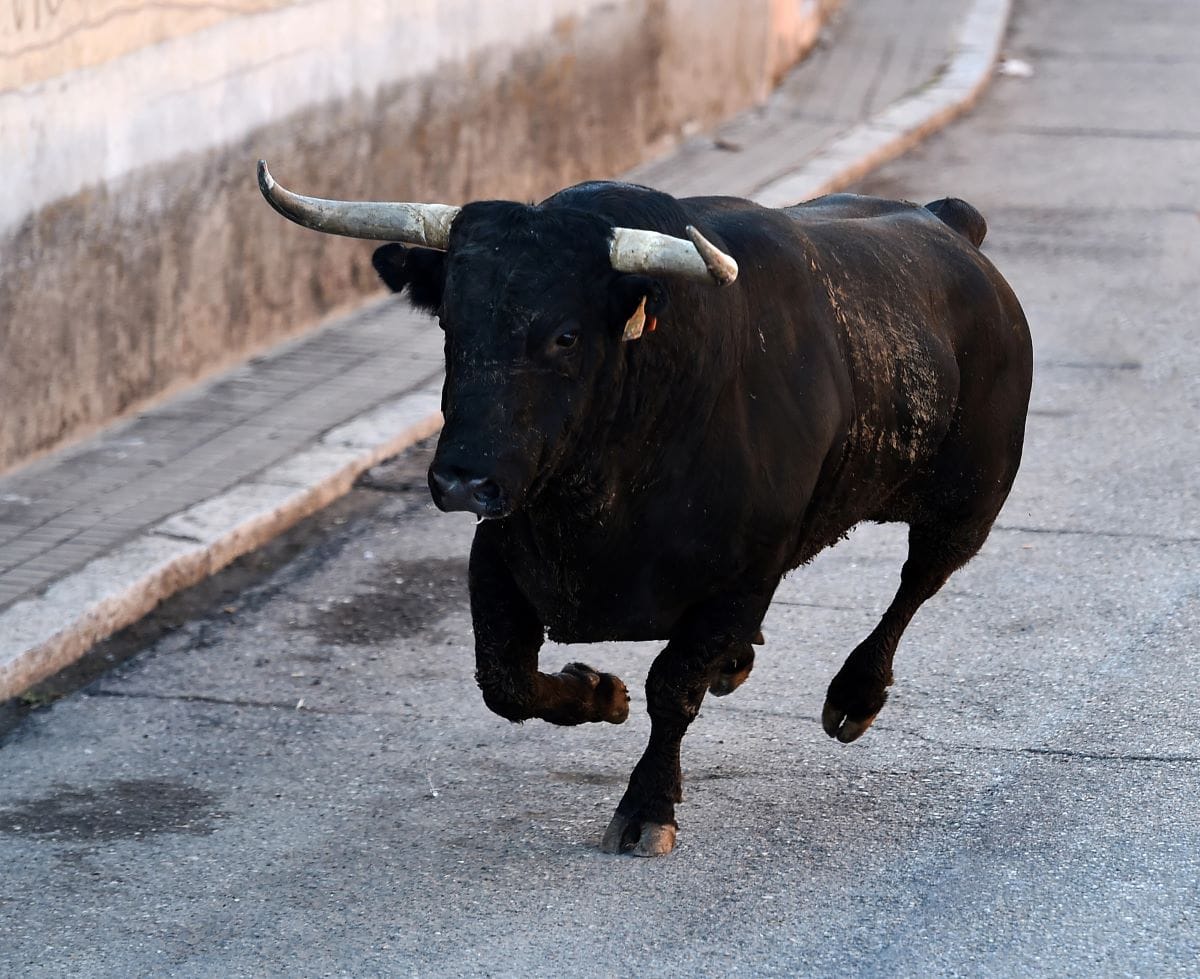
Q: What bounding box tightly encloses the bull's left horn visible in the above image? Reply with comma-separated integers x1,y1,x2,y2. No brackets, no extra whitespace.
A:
609,225,738,285
257,160,460,249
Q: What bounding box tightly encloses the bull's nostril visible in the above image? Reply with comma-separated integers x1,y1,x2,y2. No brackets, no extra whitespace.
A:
470,479,501,506
430,470,456,494
429,462,505,515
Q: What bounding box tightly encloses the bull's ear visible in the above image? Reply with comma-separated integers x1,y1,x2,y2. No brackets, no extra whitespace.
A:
372,244,446,314
610,274,668,337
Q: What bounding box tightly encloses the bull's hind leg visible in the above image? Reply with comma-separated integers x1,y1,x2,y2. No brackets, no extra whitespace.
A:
821,518,993,743
469,533,629,726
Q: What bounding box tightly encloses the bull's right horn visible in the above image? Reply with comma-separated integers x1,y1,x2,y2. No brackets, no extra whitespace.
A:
257,160,460,249
609,225,738,285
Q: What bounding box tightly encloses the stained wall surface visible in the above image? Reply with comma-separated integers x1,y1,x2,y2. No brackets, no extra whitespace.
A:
0,0,835,470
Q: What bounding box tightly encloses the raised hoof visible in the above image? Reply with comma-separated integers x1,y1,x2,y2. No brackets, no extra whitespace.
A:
560,662,630,724
709,642,756,697
709,663,752,697
823,665,889,743
600,813,677,857
821,702,880,743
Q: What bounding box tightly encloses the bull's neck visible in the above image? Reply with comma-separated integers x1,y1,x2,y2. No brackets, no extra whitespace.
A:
540,303,740,517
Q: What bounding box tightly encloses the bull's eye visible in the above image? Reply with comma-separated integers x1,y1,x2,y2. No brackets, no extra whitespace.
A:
554,330,579,349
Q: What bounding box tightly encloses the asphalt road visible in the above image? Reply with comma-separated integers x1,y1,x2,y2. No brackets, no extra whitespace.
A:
2,1,1198,975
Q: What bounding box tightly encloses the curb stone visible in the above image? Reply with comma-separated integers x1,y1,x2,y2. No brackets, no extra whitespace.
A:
0,0,1012,700
0,386,441,698
753,0,1011,207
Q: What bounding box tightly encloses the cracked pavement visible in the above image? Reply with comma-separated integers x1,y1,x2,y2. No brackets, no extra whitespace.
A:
2,0,1199,974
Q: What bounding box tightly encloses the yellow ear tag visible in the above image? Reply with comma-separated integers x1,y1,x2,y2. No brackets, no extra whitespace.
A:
622,296,648,341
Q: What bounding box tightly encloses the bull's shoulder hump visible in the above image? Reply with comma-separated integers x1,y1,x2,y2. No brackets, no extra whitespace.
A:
781,193,925,223
781,193,989,252
541,180,679,215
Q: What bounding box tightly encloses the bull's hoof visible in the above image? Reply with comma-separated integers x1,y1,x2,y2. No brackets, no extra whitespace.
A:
821,671,888,743
559,662,630,724
709,661,753,696
708,642,757,696
821,702,880,743
600,812,677,857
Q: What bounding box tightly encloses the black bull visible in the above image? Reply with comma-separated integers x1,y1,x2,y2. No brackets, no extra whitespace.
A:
288,178,1032,856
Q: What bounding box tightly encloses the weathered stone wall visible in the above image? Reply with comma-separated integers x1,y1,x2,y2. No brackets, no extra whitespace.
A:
0,0,837,471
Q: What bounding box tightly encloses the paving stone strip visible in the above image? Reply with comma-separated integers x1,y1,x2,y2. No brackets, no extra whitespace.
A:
0,0,1012,698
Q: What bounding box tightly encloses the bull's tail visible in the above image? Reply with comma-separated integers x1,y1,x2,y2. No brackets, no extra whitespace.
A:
924,197,987,247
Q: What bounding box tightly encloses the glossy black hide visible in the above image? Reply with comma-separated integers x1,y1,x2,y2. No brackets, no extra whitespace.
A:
373,182,1033,856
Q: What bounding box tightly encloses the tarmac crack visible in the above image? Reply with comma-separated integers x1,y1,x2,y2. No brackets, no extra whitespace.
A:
87,688,365,715
769,599,859,611
889,725,1200,766
1018,745,1200,765
991,524,1200,544
1003,123,1200,142
701,708,1200,767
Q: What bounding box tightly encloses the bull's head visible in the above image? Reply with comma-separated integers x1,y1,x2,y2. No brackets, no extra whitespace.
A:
257,162,737,519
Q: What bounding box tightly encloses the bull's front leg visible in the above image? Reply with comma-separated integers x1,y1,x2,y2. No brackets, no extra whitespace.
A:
469,532,629,726
602,597,769,857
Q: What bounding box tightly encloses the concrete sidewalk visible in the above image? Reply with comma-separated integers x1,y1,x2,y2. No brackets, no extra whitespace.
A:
0,0,1011,699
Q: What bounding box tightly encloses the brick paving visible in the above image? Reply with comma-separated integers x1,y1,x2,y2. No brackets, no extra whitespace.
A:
0,0,966,616
0,304,442,609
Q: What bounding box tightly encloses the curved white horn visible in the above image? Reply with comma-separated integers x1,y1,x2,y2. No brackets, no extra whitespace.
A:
609,225,738,285
257,160,460,249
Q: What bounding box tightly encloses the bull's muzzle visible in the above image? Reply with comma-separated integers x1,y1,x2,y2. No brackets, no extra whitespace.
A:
428,465,509,519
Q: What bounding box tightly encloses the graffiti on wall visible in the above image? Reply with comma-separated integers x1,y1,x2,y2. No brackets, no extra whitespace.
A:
1,0,289,91
5,0,68,33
